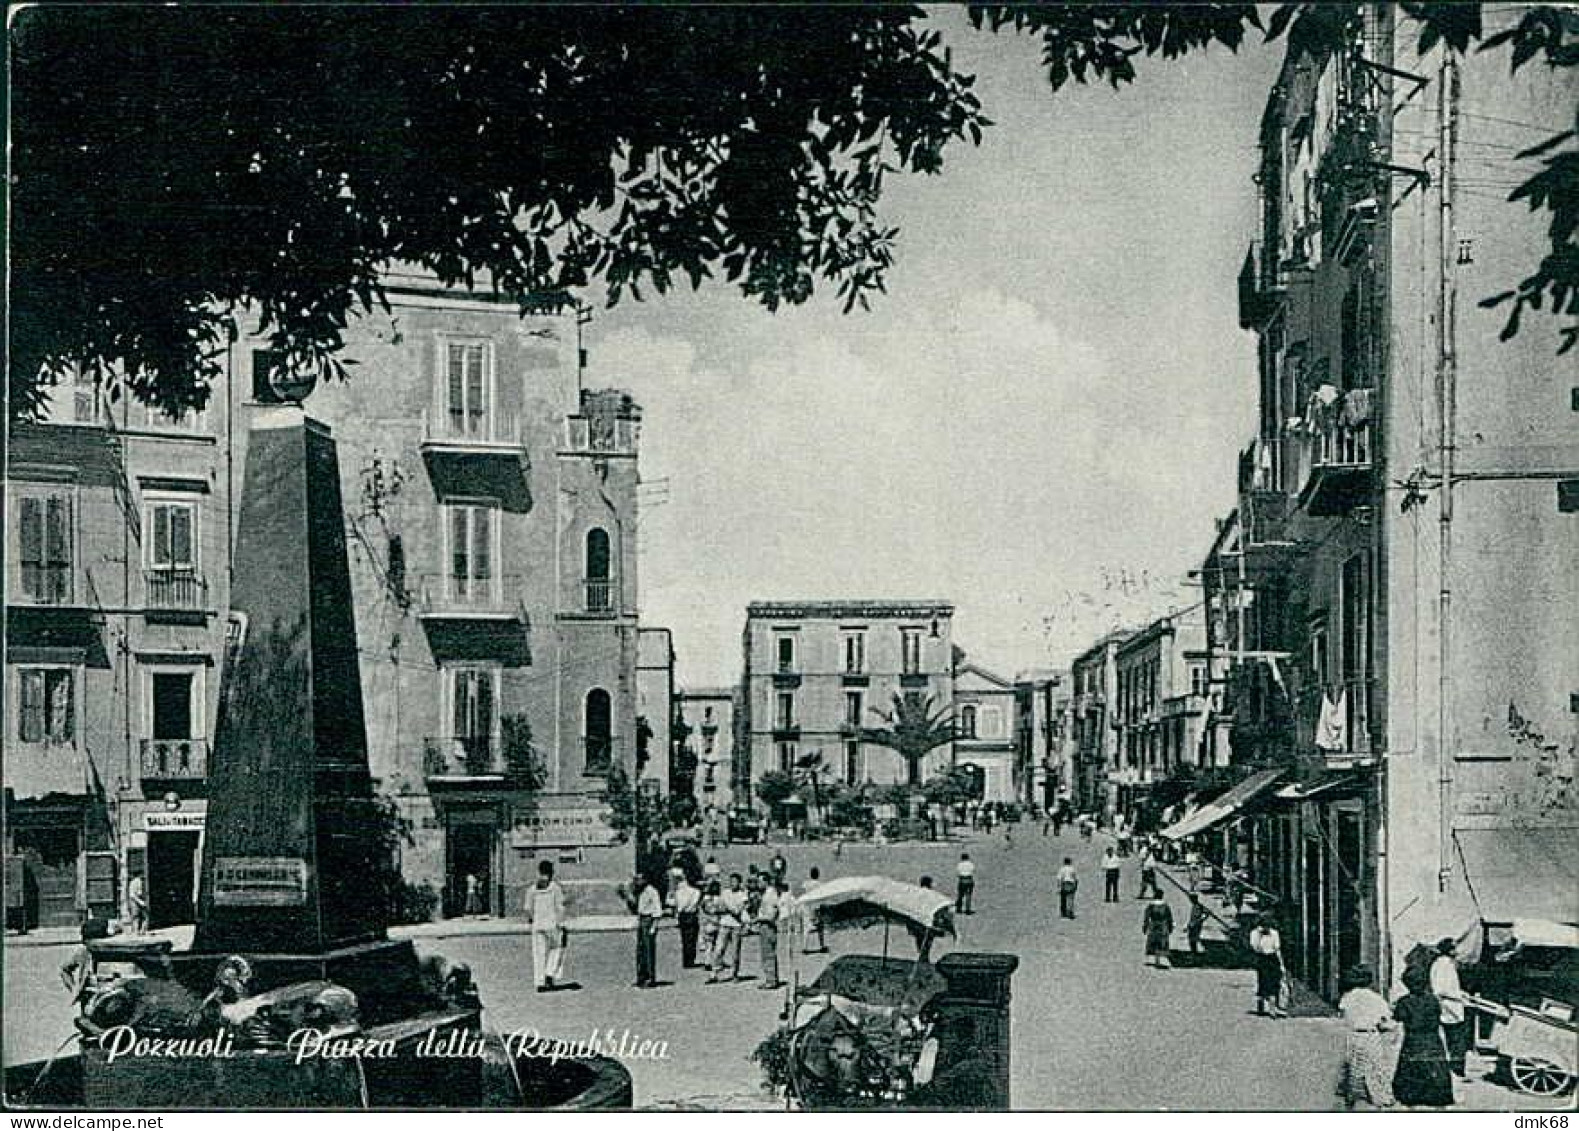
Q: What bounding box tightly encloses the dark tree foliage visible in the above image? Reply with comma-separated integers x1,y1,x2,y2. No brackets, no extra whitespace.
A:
9,5,1576,423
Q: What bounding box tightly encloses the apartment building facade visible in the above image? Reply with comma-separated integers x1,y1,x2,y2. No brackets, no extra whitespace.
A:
1196,5,1577,998
675,687,738,822
7,375,230,929
1112,609,1210,830
1014,669,1072,812
953,661,1017,804
225,271,644,918
1069,631,1129,817
739,601,955,800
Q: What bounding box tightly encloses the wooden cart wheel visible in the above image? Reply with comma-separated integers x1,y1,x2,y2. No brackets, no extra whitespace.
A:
1509,1056,1574,1096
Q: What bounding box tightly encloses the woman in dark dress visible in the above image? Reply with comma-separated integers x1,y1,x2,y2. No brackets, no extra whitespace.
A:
1392,964,1455,1107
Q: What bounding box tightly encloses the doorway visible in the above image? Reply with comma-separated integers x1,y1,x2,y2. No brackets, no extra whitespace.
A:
445,819,495,918
147,831,200,928
13,824,80,929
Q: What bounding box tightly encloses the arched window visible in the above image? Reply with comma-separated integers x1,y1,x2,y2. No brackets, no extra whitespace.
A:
960,704,977,739
584,688,612,774
585,528,612,611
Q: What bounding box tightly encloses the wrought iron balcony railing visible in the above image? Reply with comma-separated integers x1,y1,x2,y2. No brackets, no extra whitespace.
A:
146,569,208,611
424,736,506,778
140,738,209,780
416,573,527,619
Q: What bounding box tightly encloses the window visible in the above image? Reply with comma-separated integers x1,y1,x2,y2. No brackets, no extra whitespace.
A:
775,633,796,673
449,667,497,758
149,670,198,741
446,502,496,601
959,704,978,738
1309,618,1330,686
845,691,863,729
41,365,104,425
17,492,73,604
901,629,923,675
146,499,198,572
251,349,287,404
445,340,492,438
776,691,796,731
17,668,75,744
584,688,612,775
844,740,862,785
842,630,866,674
777,741,798,773
1190,664,1209,699
1340,554,1370,683
585,527,612,612
980,706,1002,739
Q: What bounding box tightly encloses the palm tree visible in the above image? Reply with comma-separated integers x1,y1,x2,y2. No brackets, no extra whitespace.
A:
860,692,956,789
793,750,829,823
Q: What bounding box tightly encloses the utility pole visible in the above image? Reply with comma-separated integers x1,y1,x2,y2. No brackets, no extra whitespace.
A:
1435,49,1460,893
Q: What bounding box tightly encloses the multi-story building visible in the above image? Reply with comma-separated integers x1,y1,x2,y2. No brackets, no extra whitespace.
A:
225,269,644,919
1195,5,1577,999
1111,609,1210,830
7,371,230,930
739,601,955,800
953,659,1018,804
1068,631,1129,818
675,686,738,822
636,627,675,799
1013,669,1071,812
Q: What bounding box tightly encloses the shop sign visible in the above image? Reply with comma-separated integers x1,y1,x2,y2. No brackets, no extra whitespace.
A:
145,811,206,832
212,856,308,906
509,802,617,848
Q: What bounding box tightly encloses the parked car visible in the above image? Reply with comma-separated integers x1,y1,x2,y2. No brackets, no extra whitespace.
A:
728,809,767,844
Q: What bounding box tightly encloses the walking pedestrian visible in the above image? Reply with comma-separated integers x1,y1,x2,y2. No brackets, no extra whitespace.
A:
1137,845,1161,899
698,880,723,972
1337,964,1398,1109
1185,893,1208,954
525,860,568,992
619,874,664,988
1429,938,1470,1077
801,867,827,954
668,869,702,969
955,853,975,915
1102,847,1121,903
1248,913,1287,1018
710,873,747,983
1051,807,1064,837
1057,857,1078,920
1392,964,1455,1107
752,876,782,990
126,874,148,935
1142,892,1174,967
464,872,485,916
1185,845,1204,892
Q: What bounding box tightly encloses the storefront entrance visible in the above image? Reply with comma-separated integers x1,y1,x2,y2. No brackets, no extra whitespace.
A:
444,816,497,918
146,830,200,928
12,824,79,929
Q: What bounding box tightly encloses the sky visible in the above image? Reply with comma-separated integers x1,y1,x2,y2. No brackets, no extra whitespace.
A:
591,9,1284,688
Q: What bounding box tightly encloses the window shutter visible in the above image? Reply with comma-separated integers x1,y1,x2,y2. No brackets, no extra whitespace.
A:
447,344,465,425
171,506,193,568
453,670,472,737
477,672,495,745
51,671,75,742
450,508,468,584
151,505,171,568
473,508,492,581
19,670,44,742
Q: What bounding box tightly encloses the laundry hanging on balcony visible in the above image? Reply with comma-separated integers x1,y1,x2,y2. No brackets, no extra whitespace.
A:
1340,387,1374,428
1315,687,1349,753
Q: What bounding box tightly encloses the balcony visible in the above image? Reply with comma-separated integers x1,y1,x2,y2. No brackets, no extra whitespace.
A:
424,736,508,782
419,409,531,510
1300,676,1375,765
771,670,802,689
583,578,618,615
899,672,929,689
417,573,527,622
563,414,638,457
144,569,209,623
1300,401,1375,517
140,738,208,782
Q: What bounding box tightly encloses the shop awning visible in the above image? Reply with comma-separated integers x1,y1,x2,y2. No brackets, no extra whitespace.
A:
1454,827,1579,926
1274,772,1366,803
1159,768,1283,840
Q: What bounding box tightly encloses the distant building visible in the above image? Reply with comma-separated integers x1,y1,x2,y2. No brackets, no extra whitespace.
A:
1111,608,1209,830
676,686,738,818
740,600,955,801
1069,631,1130,818
952,661,1018,803
1015,669,1072,811
636,627,675,798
